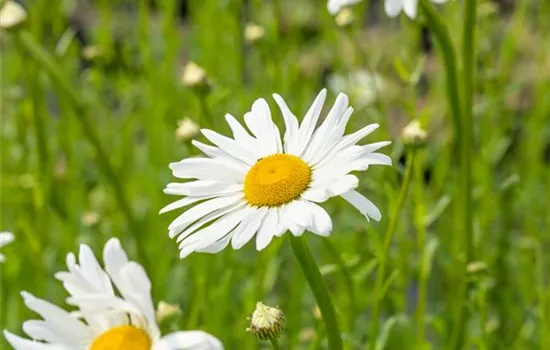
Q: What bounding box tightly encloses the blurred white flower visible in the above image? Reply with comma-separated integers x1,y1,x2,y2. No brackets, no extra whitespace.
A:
176,118,200,142
0,1,27,30
245,22,265,44
161,89,391,258
0,231,14,262
3,238,223,350
156,301,182,323
181,62,208,88
385,0,448,19
327,0,363,15
328,70,385,109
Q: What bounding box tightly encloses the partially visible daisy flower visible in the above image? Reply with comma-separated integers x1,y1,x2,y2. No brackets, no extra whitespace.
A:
327,0,363,15
3,238,223,350
161,89,392,258
385,0,448,19
0,231,14,262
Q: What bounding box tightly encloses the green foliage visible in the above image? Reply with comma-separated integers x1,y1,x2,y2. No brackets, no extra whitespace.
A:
1,0,549,349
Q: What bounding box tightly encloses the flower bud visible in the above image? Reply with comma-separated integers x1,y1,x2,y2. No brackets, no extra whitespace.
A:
175,118,200,142
156,301,181,323
245,22,265,44
0,1,27,30
246,302,285,341
335,8,355,27
401,120,427,147
181,61,209,89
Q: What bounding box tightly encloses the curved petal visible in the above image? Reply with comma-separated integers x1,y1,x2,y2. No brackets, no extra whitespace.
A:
272,93,299,153
153,330,223,350
341,190,382,221
403,0,418,18
385,0,403,17
291,89,327,157
3,330,66,350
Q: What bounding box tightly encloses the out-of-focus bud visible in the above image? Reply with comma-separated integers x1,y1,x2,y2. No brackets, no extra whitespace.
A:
0,1,27,30
175,118,200,142
245,22,265,44
82,45,103,61
335,8,355,27
401,120,427,148
181,61,209,89
156,301,181,323
246,302,286,341
467,261,488,275
81,211,100,227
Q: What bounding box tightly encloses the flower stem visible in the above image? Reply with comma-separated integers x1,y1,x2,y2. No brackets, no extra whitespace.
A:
451,0,477,348
369,149,416,348
419,0,462,142
270,338,281,350
289,235,343,350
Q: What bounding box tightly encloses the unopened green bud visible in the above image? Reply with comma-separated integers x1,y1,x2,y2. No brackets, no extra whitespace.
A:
246,302,286,341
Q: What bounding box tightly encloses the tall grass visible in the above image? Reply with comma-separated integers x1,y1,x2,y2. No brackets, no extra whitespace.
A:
1,0,549,349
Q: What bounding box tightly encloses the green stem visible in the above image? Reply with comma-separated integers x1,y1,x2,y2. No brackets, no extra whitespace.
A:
270,338,281,350
289,235,343,350
413,151,428,349
419,0,462,142
451,0,477,348
15,30,135,229
369,150,416,348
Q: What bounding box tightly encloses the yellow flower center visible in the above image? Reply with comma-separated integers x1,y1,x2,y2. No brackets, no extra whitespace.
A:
244,154,311,207
89,326,151,350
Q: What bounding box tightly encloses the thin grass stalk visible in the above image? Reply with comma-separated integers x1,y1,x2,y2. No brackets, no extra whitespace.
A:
369,149,416,348
450,0,477,347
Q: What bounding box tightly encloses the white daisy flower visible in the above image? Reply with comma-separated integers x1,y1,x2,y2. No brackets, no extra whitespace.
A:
3,238,223,350
0,231,14,262
327,0,363,15
161,89,392,259
385,0,448,19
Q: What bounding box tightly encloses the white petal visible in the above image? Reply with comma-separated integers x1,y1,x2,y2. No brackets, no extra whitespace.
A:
168,195,243,238
403,0,418,18
163,181,242,197
301,187,330,203
245,98,282,155
301,93,349,164
201,129,257,164
308,107,354,166
196,234,232,254
153,330,224,350
273,93,299,153
292,89,327,157
175,202,245,243
3,330,65,350
385,0,404,17
192,140,251,167
224,113,258,156
178,208,248,258
327,0,363,15
341,190,382,221
231,207,268,250
256,209,278,251
302,201,333,236
169,158,245,182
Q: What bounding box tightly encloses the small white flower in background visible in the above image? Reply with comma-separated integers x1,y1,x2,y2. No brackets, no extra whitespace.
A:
161,88,391,258
3,238,223,350
244,22,265,44
0,231,14,263
327,0,363,15
176,118,200,142
181,62,208,88
385,0,448,19
156,301,182,323
328,70,385,109
0,1,27,30
334,8,355,27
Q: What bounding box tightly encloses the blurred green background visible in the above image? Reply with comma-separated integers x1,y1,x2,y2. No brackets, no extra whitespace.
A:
1,0,549,349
